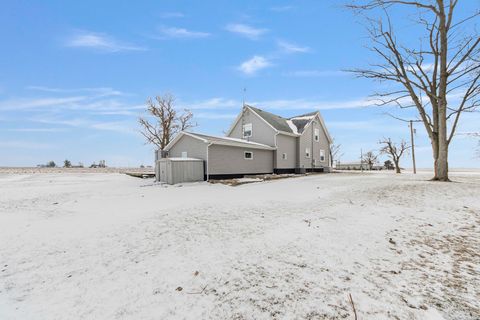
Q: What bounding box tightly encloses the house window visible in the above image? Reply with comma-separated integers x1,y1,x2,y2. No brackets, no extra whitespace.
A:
314,129,320,142
244,151,253,160
320,149,325,162
181,151,188,158
243,123,252,138
282,153,287,160
305,148,311,158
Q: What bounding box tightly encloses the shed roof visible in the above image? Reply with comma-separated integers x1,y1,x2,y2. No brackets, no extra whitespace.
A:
164,131,276,151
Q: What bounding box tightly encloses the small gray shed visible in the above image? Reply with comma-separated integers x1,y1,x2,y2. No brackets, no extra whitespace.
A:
156,157,204,184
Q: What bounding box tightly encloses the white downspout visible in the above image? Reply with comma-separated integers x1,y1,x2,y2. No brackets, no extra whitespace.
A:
274,132,279,173
206,143,213,181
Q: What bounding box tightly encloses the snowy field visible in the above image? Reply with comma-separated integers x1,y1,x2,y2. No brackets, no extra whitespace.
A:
0,171,479,320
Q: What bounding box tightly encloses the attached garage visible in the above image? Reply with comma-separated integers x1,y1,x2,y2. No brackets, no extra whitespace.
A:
157,132,276,183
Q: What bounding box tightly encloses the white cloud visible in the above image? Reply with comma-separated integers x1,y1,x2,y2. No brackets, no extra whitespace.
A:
0,87,142,114
181,96,378,111
3,128,67,133
277,40,310,53
225,23,268,40
0,96,87,110
238,56,272,75
26,86,124,97
253,97,375,110
31,116,136,134
65,31,146,52
157,27,210,39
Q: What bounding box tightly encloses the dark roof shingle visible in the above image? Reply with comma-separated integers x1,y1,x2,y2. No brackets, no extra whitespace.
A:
247,106,294,133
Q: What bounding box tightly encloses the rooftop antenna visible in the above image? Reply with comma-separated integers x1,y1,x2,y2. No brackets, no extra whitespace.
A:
242,87,246,107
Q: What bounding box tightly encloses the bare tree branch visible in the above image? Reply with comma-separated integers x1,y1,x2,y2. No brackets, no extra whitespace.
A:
379,137,411,173
138,93,196,150
347,0,479,181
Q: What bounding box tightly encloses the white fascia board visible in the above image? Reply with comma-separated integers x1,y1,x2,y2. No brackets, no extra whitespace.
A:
182,132,209,143
163,131,208,151
163,132,185,151
277,130,300,137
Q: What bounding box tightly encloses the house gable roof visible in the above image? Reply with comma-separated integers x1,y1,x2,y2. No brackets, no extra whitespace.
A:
289,111,318,134
226,104,332,142
247,106,295,134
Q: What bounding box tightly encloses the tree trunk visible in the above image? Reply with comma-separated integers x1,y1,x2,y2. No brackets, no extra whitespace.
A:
435,0,450,182
435,138,449,181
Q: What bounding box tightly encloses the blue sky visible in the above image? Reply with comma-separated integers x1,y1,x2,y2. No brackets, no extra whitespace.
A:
0,0,478,167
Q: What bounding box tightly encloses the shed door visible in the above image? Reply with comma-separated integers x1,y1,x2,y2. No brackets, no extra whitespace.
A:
159,161,168,182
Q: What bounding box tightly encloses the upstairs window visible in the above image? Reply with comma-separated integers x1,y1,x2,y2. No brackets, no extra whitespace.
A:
320,149,325,162
314,128,320,142
181,151,188,158
244,151,253,160
242,123,252,138
305,148,311,158
282,153,287,160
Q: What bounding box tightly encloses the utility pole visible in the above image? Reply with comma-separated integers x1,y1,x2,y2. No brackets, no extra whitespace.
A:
360,148,363,172
409,120,417,174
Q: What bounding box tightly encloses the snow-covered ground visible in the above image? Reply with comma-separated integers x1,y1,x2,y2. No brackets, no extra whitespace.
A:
0,171,479,319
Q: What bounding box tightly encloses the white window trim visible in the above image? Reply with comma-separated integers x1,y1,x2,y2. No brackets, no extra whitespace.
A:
305,148,311,158
320,149,325,162
181,151,188,158
282,153,287,160
314,128,320,142
244,151,253,160
242,123,252,138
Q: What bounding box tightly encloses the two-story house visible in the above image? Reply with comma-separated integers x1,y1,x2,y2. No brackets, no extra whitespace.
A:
161,104,332,179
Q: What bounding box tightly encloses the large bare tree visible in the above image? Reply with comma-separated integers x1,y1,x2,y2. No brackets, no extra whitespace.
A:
362,150,379,169
348,0,480,181
379,138,410,173
138,93,195,150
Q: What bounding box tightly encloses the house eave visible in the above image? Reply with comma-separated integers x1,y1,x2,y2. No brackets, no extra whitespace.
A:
277,131,300,137
211,141,276,150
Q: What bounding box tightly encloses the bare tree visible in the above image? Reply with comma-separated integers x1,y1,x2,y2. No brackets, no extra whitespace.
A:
138,93,195,150
362,150,379,170
330,139,344,167
347,0,480,181
379,138,410,173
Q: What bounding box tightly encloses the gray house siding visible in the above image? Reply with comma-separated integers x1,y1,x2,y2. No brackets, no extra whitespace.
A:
168,135,207,160
228,108,277,147
207,144,274,175
275,133,297,169
298,116,330,169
